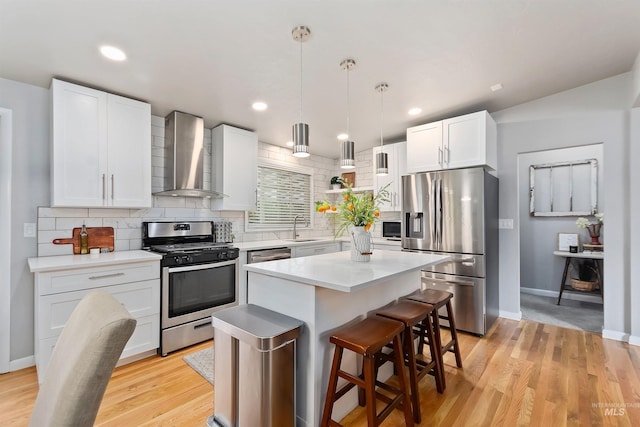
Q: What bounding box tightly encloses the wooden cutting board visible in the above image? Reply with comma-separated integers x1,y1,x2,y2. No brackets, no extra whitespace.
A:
52,227,115,254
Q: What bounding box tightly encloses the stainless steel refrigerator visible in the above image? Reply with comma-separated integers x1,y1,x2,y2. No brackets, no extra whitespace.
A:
402,167,498,335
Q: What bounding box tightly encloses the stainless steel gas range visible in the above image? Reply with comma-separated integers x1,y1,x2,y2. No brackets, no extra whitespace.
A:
143,221,239,356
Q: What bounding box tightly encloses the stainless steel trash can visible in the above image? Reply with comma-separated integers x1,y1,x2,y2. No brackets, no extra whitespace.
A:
208,304,303,427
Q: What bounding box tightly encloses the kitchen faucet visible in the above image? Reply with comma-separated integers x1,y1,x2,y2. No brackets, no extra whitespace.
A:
293,215,308,240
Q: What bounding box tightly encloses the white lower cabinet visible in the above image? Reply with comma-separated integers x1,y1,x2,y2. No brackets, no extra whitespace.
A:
292,242,341,258
33,259,160,383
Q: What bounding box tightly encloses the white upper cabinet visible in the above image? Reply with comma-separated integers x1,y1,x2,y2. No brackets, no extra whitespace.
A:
51,79,151,208
211,124,258,211
372,142,407,212
406,110,497,173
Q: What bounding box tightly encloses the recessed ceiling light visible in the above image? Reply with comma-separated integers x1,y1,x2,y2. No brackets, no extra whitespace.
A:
100,45,126,61
337,133,348,141
490,83,503,92
286,140,294,147
408,107,422,116
252,101,268,111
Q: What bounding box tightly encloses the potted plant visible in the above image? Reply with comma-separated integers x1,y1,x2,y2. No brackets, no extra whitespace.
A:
571,259,598,291
330,176,344,190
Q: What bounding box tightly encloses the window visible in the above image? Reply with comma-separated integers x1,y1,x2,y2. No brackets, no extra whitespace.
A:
246,161,313,230
529,159,598,216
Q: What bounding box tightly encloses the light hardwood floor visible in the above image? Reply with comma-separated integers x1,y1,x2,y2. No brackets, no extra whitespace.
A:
2,318,639,426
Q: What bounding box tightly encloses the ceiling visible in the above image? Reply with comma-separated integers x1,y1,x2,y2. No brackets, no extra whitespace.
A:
2,0,640,159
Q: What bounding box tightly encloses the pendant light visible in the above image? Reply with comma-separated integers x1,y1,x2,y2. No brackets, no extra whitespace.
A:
340,59,356,169
375,83,389,175
292,26,311,158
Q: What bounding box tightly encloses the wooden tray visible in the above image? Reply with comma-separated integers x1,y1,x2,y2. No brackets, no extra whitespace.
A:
52,227,115,254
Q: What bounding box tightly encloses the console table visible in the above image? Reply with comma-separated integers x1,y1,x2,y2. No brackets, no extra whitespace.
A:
553,251,604,305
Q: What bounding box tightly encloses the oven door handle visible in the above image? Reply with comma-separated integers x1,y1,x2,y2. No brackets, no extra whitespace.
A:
166,259,238,273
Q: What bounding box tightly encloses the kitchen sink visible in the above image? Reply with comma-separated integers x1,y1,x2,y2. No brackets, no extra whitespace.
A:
283,238,320,242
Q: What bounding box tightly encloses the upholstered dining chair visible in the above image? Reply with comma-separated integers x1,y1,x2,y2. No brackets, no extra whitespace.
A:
30,289,136,427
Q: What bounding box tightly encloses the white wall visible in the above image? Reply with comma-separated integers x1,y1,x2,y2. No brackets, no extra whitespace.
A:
518,144,604,293
493,73,632,339
630,108,640,345
0,78,50,363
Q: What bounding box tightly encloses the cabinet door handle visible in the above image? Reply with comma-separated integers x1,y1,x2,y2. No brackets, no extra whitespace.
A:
445,146,450,164
89,272,125,280
438,146,443,166
111,174,115,201
102,174,106,201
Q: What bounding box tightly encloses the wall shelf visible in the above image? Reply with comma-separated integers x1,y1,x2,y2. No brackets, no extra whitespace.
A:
324,186,373,194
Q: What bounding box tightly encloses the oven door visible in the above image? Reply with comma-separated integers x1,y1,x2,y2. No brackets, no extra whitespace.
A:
162,259,238,329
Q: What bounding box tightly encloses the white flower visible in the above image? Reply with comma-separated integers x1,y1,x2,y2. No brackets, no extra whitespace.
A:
595,213,604,224
576,217,590,229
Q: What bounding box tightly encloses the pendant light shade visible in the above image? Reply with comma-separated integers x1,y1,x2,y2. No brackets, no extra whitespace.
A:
340,59,356,169
376,151,389,175
341,140,355,168
292,26,311,158
292,123,310,157
375,83,389,176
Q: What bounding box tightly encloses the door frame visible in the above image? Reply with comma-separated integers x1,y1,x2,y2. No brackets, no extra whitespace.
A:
0,107,12,373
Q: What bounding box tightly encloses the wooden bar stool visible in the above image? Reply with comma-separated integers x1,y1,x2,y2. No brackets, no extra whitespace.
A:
374,300,444,424
405,289,463,370
321,316,414,427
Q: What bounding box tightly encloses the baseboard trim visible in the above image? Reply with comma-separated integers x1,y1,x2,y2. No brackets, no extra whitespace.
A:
520,286,603,304
602,329,630,343
499,310,522,321
628,335,640,347
9,354,35,372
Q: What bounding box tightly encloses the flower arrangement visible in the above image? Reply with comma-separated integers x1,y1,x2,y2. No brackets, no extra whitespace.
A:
316,184,390,237
576,213,604,245
576,213,603,229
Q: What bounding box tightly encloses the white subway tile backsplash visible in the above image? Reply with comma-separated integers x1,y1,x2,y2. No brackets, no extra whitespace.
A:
39,207,88,218
102,217,143,229
130,208,165,218
37,217,56,231
88,208,131,218
38,230,68,244
56,217,102,229
115,228,141,240
39,243,73,257
163,208,198,219
154,197,187,208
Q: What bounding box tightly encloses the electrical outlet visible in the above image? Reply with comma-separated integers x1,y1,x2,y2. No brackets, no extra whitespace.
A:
24,222,36,238
498,219,514,229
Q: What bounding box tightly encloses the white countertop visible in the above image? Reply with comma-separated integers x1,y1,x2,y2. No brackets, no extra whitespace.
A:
28,250,162,272
233,237,401,251
244,250,449,293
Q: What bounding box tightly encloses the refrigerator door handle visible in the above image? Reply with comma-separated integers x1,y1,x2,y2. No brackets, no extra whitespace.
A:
437,177,443,247
431,179,437,245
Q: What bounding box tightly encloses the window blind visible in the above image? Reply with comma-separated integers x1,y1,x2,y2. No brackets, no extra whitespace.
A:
248,165,311,228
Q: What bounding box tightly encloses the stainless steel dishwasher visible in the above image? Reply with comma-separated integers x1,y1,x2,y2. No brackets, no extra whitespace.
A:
247,247,292,264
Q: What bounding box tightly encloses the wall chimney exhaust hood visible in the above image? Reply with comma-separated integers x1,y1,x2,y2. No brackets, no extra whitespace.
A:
154,111,225,199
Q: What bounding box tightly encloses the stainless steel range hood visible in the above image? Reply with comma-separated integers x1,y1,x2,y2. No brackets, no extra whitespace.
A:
154,111,225,199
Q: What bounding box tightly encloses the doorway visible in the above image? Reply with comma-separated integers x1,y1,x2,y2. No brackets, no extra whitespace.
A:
517,144,604,333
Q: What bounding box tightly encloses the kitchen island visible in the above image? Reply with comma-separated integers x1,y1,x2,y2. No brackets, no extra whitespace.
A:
244,250,449,427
